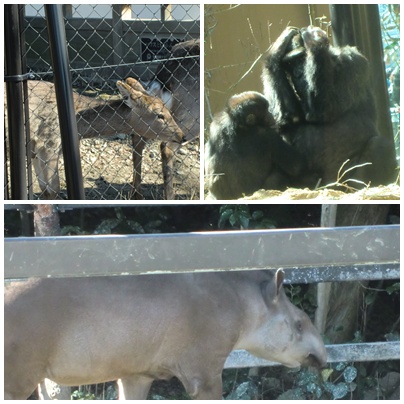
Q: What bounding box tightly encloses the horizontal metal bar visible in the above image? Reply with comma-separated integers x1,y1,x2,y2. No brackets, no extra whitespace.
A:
4,226,399,279
4,204,175,211
283,263,399,283
225,341,400,368
3,72,35,82
325,341,400,363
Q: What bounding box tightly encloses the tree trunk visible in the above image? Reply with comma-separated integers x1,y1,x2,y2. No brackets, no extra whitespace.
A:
33,204,61,236
324,204,390,343
315,205,337,333
33,204,71,400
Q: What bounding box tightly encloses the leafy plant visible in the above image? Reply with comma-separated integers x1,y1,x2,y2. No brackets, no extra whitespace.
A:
218,205,276,230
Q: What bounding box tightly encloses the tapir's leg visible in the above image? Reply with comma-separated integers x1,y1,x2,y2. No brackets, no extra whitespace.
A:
180,373,223,400
117,376,153,400
38,379,71,400
4,359,43,400
4,381,38,400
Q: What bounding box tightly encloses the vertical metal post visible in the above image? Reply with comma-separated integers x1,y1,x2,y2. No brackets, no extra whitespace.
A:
362,6,394,142
4,138,9,200
329,4,394,141
45,4,85,199
4,4,27,199
161,5,173,21
328,4,355,46
19,5,34,199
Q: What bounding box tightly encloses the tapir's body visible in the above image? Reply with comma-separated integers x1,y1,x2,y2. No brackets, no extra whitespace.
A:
5,270,327,400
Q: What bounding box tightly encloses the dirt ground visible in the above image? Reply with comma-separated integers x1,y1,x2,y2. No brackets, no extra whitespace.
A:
30,136,200,200
239,184,400,200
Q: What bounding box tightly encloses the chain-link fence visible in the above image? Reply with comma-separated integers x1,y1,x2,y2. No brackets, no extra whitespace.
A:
5,4,200,200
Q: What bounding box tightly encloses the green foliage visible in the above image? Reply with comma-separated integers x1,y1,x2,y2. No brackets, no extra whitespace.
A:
379,4,400,158
218,205,276,230
71,384,117,400
71,390,96,400
93,208,146,234
386,282,400,295
276,362,359,400
284,284,317,316
379,5,400,69
322,363,358,399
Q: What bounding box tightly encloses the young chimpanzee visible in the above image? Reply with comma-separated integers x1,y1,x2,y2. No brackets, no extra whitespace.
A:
262,26,397,188
205,91,304,199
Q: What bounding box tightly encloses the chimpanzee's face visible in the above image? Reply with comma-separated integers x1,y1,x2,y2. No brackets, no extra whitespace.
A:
300,26,329,49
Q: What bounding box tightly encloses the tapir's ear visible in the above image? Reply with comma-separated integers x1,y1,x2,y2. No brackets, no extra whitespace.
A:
262,269,285,306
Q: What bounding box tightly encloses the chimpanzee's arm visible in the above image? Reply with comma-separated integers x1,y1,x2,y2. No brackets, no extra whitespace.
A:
262,27,304,126
301,26,372,123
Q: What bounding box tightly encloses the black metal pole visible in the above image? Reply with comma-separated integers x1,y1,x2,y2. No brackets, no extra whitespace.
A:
362,5,394,142
4,4,27,199
45,4,85,199
328,4,355,47
329,4,394,141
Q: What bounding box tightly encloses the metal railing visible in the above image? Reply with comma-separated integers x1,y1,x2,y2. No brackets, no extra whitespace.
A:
5,225,400,366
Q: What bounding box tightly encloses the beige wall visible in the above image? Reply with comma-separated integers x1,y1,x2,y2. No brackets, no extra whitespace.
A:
204,4,331,129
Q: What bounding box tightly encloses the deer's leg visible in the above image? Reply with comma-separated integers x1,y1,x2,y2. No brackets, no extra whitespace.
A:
117,376,153,400
32,141,61,200
130,135,146,200
160,141,179,200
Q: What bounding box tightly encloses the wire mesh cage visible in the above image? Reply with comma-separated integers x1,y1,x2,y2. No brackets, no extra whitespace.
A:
5,4,200,200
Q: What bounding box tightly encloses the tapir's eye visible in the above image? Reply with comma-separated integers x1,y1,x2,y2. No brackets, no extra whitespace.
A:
296,320,303,332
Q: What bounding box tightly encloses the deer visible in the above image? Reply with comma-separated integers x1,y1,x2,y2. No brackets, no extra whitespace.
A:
4,78,184,199
140,38,200,199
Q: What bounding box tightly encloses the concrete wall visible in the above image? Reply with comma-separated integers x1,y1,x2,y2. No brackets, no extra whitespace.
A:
24,12,199,84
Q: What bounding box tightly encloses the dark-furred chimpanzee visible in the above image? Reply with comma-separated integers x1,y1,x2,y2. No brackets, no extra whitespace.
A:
262,25,397,188
205,91,304,199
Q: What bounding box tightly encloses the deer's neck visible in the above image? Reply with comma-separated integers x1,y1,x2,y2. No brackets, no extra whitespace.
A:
76,99,133,139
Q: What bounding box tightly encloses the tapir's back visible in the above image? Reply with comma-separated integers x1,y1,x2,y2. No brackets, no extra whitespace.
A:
4,273,246,385
5,270,326,400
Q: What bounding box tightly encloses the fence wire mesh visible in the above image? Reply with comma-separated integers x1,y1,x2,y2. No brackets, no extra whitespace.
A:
5,4,200,200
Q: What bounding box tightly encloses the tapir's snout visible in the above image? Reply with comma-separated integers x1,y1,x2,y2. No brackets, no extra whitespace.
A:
304,348,328,369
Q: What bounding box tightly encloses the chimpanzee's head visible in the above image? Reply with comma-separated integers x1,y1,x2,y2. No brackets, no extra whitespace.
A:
282,26,329,63
227,91,275,129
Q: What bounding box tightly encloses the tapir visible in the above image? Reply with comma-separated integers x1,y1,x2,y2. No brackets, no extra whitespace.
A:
4,269,327,400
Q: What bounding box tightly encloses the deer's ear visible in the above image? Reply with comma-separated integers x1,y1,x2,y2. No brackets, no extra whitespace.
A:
116,81,133,108
117,81,145,108
125,77,147,93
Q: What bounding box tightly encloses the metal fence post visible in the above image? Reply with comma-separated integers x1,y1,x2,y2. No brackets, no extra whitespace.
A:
4,4,27,199
45,4,85,199
329,4,394,142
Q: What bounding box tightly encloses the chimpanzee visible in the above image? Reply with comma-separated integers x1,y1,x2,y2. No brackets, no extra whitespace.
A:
205,91,304,199
262,26,397,188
